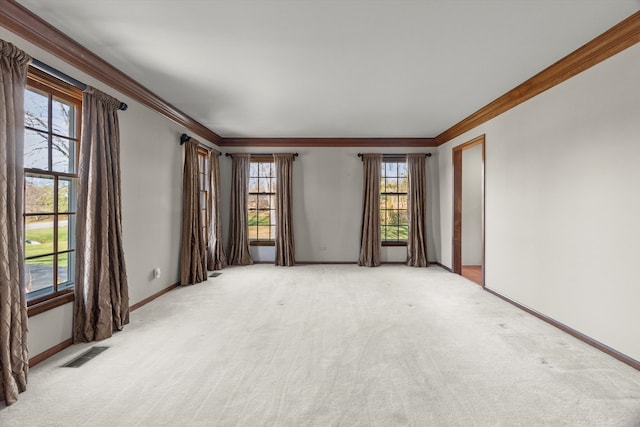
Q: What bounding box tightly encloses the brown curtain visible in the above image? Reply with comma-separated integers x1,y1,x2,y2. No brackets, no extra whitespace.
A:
74,86,129,343
227,154,253,265
179,139,208,285
206,150,227,270
274,153,295,266
407,154,428,267
358,154,382,267
0,40,30,406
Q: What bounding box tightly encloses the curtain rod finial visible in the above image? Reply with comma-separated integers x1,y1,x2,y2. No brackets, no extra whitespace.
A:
180,133,190,145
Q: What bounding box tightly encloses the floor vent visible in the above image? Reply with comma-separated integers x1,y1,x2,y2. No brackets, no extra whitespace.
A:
62,346,109,368
210,272,222,277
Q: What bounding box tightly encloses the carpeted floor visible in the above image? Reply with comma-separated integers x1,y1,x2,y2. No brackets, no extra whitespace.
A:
2,265,639,426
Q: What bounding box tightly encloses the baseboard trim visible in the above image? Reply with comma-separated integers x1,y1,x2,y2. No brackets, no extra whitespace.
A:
29,282,180,367
296,261,357,265
484,287,640,371
130,282,179,312
29,337,73,367
430,262,453,272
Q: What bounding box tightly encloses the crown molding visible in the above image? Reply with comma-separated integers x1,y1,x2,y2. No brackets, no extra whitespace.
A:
220,137,437,147
435,11,640,146
0,0,222,144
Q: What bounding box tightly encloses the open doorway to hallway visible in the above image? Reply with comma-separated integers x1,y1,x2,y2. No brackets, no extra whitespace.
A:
452,135,485,286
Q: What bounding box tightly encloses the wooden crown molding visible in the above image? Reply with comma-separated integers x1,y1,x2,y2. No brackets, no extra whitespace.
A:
435,11,640,146
2,1,638,148
220,137,437,147
0,0,221,144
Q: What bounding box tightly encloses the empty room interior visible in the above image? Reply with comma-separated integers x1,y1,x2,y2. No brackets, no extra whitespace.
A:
1,0,640,425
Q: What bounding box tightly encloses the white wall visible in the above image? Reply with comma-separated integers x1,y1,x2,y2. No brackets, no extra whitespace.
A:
220,147,440,263
0,29,218,357
438,43,640,361
461,144,482,265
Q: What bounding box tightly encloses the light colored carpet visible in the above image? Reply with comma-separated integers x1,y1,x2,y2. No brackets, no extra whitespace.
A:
1,265,639,426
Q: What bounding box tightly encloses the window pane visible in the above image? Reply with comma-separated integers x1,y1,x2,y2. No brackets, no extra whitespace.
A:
385,178,397,193
25,175,55,214
269,176,277,193
397,162,407,177
249,177,259,193
248,226,258,239
24,129,49,170
270,225,276,240
200,209,206,227
258,195,270,209
249,162,259,177
59,252,74,291
25,215,54,258
398,225,408,240
380,176,386,193
257,210,270,225
385,162,397,177
381,225,388,240
259,162,271,177
58,214,75,251
248,209,258,226
399,210,409,225
52,136,76,173
58,177,76,212
26,255,54,296
52,98,75,138
57,252,72,285
399,176,408,193
258,177,270,193
399,195,408,209
257,226,270,239
386,210,398,226
24,89,48,132
248,194,257,210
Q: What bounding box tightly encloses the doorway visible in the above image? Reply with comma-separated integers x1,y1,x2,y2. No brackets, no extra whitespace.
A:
452,135,485,286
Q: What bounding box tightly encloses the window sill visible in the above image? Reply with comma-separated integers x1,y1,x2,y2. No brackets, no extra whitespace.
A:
382,241,407,247
250,240,275,246
28,291,74,317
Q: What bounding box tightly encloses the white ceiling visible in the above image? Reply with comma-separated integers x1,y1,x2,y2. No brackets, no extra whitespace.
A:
16,0,639,138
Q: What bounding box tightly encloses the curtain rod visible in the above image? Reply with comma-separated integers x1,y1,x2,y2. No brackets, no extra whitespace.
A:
357,153,432,158
180,133,221,155
31,58,128,111
225,153,299,158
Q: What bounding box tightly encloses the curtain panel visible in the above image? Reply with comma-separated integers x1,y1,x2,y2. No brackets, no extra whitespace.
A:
0,40,30,406
406,154,428,267
74,86,130,343
180,139,208,285
206,150,227,271
227,154,253,265
274,153,295,266
358,154,382,267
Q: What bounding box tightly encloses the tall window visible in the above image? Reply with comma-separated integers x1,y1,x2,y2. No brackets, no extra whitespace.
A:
197,147,209,240
24,68,82,303
248,157,276,244
381,160,408,244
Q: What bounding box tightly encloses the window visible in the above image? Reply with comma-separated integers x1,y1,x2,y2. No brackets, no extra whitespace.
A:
197,147,209,240
248,158,276,244
380,159,408,244
24,67,82,305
